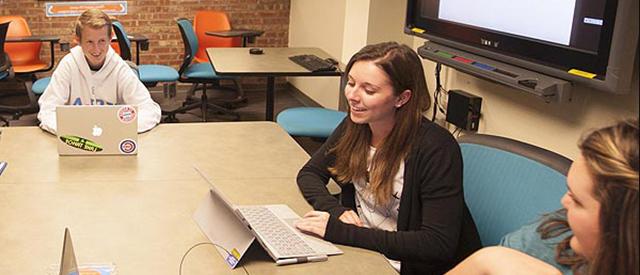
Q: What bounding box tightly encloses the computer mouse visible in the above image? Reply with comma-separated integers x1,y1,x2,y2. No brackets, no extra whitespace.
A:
249,47,264,55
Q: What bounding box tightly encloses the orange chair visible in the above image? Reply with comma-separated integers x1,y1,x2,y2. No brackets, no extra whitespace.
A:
0,15,59,118
0,16,50,73
193,10,242,63
111,41,121,56
190,10,246,104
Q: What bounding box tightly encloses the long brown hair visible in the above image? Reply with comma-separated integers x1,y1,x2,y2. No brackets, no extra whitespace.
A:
539,118,639,275
328,42,430,205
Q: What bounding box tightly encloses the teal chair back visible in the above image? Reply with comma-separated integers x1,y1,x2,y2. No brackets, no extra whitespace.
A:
176,18,198,74
111,21,132,61
458,134,571,246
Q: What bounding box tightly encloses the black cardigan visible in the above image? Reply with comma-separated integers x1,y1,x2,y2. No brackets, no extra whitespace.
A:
297,118,481,275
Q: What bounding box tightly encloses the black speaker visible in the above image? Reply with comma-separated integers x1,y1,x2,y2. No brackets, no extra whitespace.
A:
445,90,482,131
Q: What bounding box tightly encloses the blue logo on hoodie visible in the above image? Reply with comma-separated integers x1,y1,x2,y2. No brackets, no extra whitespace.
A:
72,97,115,105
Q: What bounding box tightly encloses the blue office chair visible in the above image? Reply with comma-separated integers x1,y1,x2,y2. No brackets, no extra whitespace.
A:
169,18,241,122
458,134,572,246
276,107,346,138
31,76,49,95
111,21,179,98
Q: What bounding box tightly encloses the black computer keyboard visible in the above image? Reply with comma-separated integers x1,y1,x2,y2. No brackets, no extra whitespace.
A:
289,54,337,72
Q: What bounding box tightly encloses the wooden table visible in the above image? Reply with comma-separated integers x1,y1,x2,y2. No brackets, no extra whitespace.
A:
0,122,395,275
206,47,343,121
205,29,264,47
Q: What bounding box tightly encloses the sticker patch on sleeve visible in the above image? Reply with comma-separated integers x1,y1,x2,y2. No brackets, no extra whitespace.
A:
60,135,103,152
119,139,137,154
117,106,137,123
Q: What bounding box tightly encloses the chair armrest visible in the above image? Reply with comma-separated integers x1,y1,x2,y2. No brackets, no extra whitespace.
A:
128,33,149,51
5,35,60,43
6,35,61,73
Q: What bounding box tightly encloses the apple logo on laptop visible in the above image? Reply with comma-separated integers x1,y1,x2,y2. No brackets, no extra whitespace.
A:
92,125,103,137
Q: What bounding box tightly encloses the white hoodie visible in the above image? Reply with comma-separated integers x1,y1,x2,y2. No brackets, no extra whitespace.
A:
37,46,161,134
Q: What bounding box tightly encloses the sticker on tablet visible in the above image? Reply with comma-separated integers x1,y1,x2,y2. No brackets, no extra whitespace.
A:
117,106,137,123
60,135,103,152
225,253,239,268
119,139,137,154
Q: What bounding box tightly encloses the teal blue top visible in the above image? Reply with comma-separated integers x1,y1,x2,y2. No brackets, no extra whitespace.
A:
500,213,573,274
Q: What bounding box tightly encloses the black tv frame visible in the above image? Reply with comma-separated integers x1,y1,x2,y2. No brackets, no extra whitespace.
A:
405,0,638,95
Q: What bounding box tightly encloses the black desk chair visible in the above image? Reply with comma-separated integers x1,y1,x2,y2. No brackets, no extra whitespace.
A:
0,21,12,126
0,22,11,81
0,16,61,120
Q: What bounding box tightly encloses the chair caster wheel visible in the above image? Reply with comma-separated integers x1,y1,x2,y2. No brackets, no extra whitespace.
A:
163,115,179,123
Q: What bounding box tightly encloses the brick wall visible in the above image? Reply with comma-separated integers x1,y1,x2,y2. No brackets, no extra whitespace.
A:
1,0,290,88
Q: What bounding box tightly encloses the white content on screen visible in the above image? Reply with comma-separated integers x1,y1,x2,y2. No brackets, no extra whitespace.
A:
438,0,577,45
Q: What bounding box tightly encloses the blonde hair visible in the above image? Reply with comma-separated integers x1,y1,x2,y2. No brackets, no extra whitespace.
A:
539,118,639,275
74,9,112,39
579,118,638,275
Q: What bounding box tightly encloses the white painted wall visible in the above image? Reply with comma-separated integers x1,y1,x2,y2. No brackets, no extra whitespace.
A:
288,0,348,109
412,38,640,159
288,0,404,109
367,0,413,46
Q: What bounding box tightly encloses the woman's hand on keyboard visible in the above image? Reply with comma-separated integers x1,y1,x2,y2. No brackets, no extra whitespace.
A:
295,210,330,238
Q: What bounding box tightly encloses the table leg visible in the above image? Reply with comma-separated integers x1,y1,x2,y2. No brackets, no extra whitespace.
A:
266,76,275,121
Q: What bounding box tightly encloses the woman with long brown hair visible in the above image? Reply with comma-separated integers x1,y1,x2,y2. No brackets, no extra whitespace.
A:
446,118,639,275
294,42,481,275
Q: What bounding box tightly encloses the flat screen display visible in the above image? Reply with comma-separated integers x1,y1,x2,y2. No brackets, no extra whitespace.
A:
407,0,618,76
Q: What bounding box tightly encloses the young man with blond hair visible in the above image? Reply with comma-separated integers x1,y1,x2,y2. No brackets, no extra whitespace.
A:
37,9,161,134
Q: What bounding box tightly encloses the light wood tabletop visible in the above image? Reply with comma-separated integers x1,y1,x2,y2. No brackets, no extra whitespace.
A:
207,47,342,77
0,122,396,275
0,122,309,184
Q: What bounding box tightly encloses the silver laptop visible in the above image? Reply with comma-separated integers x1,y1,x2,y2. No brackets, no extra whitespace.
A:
59,228,79,275
57,228,115,275
193,167,342,268
56,105,138,156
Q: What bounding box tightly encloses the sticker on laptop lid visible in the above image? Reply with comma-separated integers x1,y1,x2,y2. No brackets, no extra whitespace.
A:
60,135,103,152
231,248,241,260
225,253,239,268
119,139,137,154
117,106,137,124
